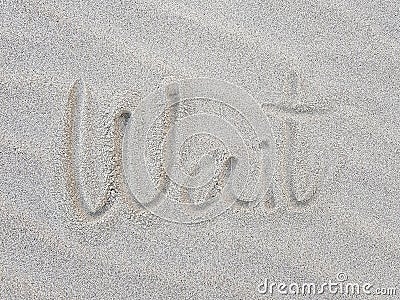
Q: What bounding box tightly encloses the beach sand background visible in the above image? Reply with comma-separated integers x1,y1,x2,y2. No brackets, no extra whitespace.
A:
0,0,399,299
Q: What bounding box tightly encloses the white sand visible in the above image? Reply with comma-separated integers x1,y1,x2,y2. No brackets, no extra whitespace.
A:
0,0,399,299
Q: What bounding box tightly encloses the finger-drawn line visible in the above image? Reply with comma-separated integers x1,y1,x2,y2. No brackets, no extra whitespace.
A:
262,71,330,207
180,155,238,216
162,82,180,192
262,102,330,121
65,79,131,221
138,82,179,209
281,119,323,206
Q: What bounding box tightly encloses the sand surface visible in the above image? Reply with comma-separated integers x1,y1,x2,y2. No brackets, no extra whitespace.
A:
1,0,399,299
